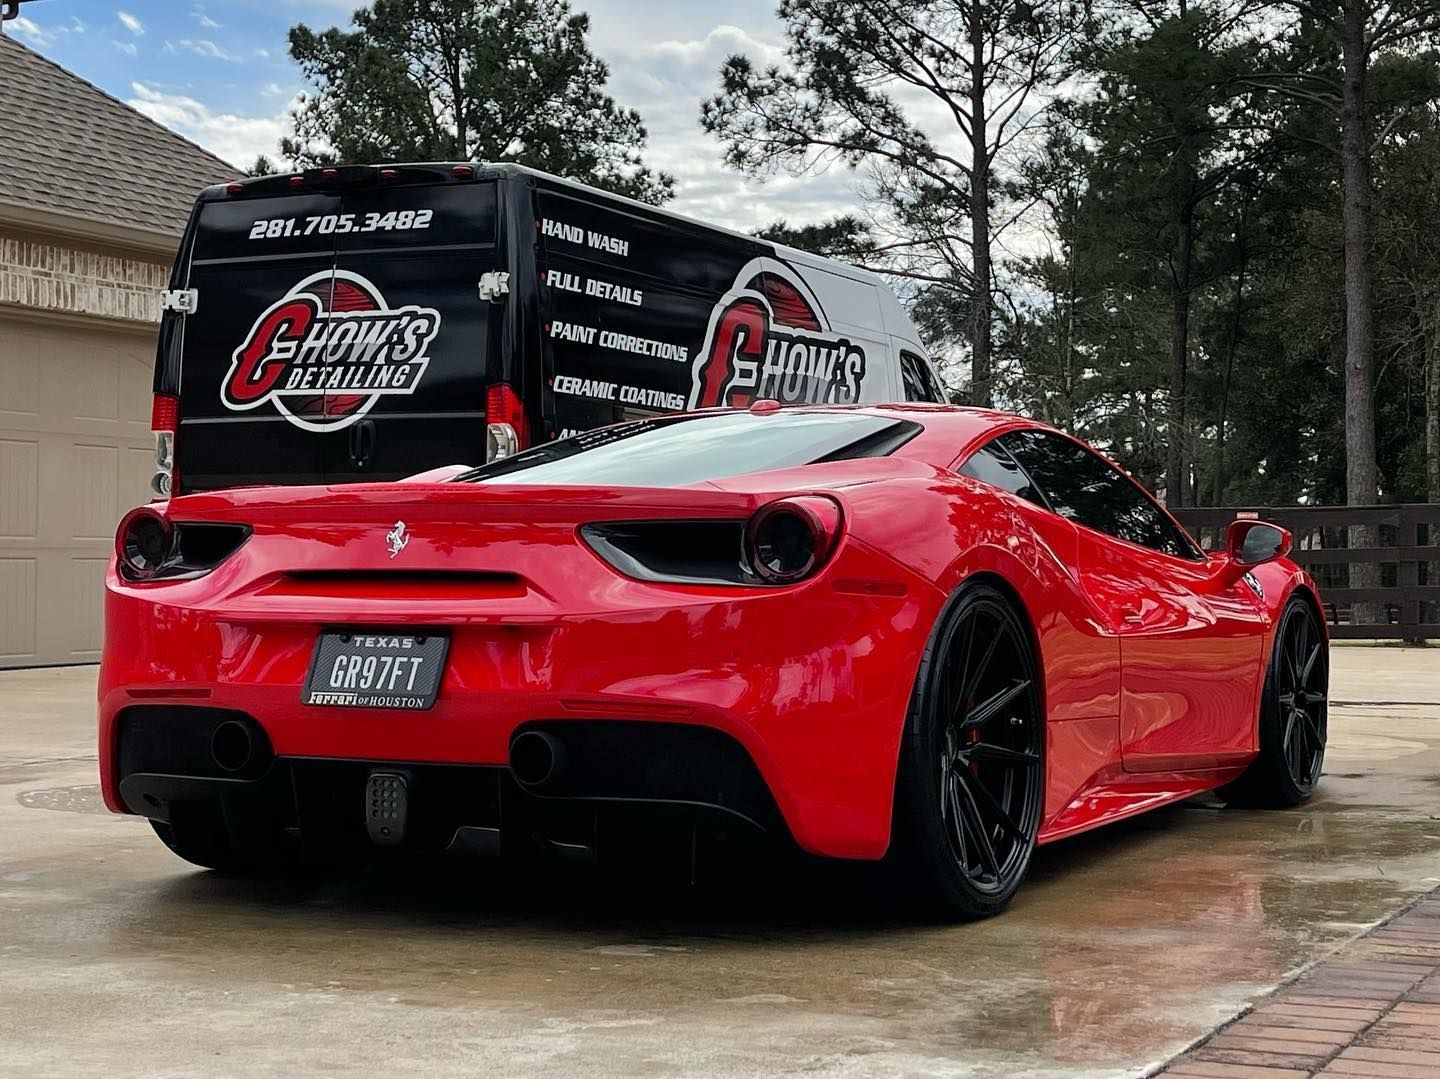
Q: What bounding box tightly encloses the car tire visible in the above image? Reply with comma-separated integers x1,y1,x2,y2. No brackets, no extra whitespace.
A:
892,581,1045,920
1220,595,1328,809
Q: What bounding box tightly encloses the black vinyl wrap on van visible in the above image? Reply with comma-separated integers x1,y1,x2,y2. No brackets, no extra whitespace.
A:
155,163,929,494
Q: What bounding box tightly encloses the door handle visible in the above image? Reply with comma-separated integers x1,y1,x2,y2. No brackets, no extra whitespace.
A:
349,419,375,469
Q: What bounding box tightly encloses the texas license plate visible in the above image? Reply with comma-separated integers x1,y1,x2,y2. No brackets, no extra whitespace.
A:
303,631,449,710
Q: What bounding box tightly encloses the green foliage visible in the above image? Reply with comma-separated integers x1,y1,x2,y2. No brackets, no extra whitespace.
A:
709,0,1440,504
282,0,672,203
754,216,878,260
704,0,1075,403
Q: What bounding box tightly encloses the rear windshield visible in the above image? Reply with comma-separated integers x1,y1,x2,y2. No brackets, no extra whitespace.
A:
458,411,919,487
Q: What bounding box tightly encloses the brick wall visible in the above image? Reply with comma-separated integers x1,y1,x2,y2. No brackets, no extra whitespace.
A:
0,229,169,325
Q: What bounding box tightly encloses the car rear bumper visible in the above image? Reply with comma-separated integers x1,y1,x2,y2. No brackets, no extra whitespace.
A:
99,551,936,860
113,709,788,860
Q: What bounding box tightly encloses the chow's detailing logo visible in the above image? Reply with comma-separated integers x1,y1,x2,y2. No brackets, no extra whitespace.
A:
222,270,441,432
689,261,868,409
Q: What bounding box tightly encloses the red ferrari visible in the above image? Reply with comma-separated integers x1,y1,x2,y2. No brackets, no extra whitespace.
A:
99,404,1328,918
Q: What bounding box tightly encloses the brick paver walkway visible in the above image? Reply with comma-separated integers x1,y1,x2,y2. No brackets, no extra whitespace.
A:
1158,891,1440,1078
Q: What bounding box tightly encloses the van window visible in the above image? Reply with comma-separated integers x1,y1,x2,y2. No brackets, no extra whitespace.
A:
900,351,946,403
462,411,919,488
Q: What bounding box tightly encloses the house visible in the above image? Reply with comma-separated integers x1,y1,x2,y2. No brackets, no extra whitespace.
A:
0,33,236,667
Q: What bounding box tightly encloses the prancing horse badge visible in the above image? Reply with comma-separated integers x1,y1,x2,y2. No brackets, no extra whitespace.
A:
386,521,409,559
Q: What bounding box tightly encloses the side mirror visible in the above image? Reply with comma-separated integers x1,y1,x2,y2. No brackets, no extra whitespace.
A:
1226,519,1292,567
1208,519,1291,591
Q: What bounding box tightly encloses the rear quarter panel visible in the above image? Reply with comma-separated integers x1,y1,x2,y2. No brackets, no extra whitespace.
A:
840,470,1125,831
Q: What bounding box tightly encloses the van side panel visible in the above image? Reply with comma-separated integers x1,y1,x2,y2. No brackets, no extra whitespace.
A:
531,181,906,436
532,184,768,439
760,257,894,403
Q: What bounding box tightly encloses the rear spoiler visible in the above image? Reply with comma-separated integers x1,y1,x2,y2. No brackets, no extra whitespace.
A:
208,163,484,201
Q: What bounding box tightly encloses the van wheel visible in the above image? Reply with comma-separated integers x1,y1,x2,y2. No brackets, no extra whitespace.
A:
892,582,1045,920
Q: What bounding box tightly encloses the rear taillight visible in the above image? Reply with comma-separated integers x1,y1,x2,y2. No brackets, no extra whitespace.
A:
581,520,749,585
485,383,530,462
116,507,174,580
115,508,250,583
580,496,844,588
150,393,178,499
745,496,843,585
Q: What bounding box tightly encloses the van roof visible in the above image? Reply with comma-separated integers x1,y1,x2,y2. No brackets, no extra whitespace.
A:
205,161,892,292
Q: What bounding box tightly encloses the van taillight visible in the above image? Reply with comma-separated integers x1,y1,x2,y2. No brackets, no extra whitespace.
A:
485,383,529,462
150,393,179,499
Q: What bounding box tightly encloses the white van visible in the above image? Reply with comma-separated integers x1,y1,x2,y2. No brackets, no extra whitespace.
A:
150,162,947,494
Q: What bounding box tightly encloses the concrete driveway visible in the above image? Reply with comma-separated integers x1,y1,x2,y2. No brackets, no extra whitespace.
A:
1,647,1436,1077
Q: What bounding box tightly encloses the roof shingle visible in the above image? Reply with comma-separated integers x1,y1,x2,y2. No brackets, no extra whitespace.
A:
0,34,237,236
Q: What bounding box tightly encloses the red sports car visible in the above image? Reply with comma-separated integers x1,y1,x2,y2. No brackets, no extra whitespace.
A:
99,404,1328,918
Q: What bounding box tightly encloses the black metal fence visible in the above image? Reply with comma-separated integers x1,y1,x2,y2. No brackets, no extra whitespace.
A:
1171,504,1440,641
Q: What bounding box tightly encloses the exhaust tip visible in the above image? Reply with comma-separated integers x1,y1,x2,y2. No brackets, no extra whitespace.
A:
211,720,254,774
510,730,566,789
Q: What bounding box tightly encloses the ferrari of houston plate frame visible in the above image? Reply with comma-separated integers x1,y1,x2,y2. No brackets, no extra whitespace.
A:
303,631,450,710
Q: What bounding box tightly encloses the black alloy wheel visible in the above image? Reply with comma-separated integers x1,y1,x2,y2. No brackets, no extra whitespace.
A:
1222,596,1328,808
1278,601,1328,790
895,582,1045,919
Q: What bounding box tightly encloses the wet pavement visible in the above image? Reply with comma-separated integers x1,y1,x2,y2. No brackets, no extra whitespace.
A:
1,647,1436,1077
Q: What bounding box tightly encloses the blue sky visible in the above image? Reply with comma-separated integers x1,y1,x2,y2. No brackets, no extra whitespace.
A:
5,0,862,228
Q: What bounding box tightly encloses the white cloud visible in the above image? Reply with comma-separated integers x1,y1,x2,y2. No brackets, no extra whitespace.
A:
599,25,862,230
192,7,222,29
175,38,239,61
112,40,138,56
8,16,56,47
7,12,91,46
113,9,863,237
117,11,144,35
127,82,294,168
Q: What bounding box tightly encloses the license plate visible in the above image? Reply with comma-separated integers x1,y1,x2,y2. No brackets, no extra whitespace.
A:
303,631,449,710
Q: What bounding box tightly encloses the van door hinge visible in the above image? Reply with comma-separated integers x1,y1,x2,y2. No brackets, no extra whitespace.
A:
478,272,511,302
160,288,199,314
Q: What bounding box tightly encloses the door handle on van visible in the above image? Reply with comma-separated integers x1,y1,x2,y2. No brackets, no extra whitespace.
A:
349,419,376,470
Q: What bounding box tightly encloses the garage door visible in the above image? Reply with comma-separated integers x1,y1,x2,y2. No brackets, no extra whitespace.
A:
0,316,154,668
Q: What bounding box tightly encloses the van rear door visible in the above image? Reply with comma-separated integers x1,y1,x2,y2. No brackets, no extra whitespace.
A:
175,173,501,493
321,181,500,482
178,193,340,491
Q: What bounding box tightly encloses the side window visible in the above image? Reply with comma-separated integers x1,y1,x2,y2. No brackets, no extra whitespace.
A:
999,429,1201,560
916,355,947,403
958,442,1048,509
899,350,945,403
